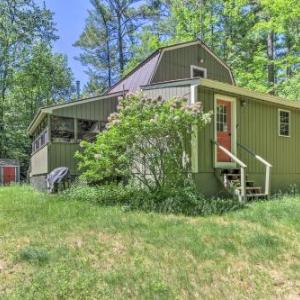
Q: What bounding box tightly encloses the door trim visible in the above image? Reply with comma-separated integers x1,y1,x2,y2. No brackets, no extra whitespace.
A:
214,94,237,168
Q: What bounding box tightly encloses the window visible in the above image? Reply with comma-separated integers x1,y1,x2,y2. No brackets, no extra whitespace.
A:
278,109,290,137
190,65,207,78
217,104,228,132
31,118,49,153
51,116,75,142
78,120,108,142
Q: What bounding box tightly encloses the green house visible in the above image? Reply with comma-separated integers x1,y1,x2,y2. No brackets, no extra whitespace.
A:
28,93,120,190
28,40,300,199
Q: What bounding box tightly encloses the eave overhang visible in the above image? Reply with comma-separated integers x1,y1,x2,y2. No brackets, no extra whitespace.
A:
27,91,125,136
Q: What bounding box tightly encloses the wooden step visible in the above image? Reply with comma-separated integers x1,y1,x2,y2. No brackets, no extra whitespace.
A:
229,180,255,187
237,186,262,194
221,168,240,175
246,193,268,200
224,174,244,181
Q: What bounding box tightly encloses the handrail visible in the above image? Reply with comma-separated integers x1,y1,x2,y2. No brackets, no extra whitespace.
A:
237,143,272,167
212,140,247,168
237,143,272,195
212,140,247,201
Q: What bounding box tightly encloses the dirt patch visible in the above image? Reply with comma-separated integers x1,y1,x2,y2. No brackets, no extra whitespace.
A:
0,259,7,272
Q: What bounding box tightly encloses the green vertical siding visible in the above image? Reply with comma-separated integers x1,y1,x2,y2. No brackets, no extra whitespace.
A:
194,85,300,195
52,97,118,121
143,85,191,101
48,143,81,175
152,44,233,84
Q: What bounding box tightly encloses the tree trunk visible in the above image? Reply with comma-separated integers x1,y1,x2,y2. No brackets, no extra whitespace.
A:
286,34,292,78
98,3,112,88
267,31,275,94
117,11,124,75
0,86,6,158
106,39,112,88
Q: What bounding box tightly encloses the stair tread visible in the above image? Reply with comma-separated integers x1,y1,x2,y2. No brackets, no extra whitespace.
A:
237,186,261,190
245,193,267,197
230,180,254,183
223,170,240,174
224,173,242,177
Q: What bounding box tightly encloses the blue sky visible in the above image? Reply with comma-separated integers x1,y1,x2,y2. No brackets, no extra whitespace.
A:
43,0,92,86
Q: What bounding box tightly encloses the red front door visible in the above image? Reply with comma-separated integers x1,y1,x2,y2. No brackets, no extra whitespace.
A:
3,167,16,185
216,99,232,162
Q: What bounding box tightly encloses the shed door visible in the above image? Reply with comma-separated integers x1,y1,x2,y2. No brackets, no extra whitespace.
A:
216,99,232,162
3,167,16,185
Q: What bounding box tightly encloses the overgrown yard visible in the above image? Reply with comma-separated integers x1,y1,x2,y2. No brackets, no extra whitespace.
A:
0,186,299,299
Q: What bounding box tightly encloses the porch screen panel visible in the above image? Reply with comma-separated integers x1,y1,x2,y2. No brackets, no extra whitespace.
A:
51,116,75,142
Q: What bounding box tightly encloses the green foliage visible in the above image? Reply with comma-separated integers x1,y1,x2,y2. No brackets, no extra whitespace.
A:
65,183,134,206
77,0,300,99
75,0,155,93
122,0,300,100
169,0,300,99
65,182,244,216
76,93,211,190
18,246,50,265
0,1,74,175
0,0,57,157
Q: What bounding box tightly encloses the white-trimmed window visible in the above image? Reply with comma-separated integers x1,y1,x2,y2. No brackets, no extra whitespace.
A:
278,109,290,137
190,65,207,79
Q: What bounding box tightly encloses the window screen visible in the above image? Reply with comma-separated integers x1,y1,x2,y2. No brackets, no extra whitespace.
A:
279,110,290,137
51,116,75,141
78,120,107,141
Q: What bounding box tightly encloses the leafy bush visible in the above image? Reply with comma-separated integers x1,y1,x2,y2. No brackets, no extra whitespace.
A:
72,92,240,216
65,183,244,216
76,93,212,191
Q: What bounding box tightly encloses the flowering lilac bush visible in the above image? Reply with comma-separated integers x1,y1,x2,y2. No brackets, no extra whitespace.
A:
76,92,212,191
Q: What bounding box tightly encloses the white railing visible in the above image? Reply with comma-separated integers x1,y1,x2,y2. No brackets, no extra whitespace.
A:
238,143,272,196
213,141,247,201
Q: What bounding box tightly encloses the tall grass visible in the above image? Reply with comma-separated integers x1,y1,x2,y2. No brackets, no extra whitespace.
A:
0,185,299,299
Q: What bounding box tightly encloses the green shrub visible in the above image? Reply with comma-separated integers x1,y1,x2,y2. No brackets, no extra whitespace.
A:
75,93,212,191
65,183,244,216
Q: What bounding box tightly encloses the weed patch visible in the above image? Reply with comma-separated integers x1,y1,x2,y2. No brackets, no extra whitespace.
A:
18,246,50,264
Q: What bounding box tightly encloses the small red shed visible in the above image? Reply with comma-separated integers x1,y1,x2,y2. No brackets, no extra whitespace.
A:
0,159,20,185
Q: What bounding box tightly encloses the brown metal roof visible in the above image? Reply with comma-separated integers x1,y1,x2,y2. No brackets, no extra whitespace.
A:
108,51,160,94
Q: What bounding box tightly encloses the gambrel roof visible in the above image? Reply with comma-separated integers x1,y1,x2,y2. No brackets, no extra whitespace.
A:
107,40,235,94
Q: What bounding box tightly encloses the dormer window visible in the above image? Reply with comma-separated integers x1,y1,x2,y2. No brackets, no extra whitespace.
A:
191,65,207,78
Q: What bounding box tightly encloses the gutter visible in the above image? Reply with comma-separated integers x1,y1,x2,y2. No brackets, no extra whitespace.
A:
200,79,300,109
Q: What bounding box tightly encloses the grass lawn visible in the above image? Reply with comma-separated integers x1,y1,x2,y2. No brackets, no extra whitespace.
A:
0,185,299,299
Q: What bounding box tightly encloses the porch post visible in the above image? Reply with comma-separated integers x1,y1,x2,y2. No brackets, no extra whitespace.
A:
74,118,78,142
191,83,200,173
47,115,51,143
